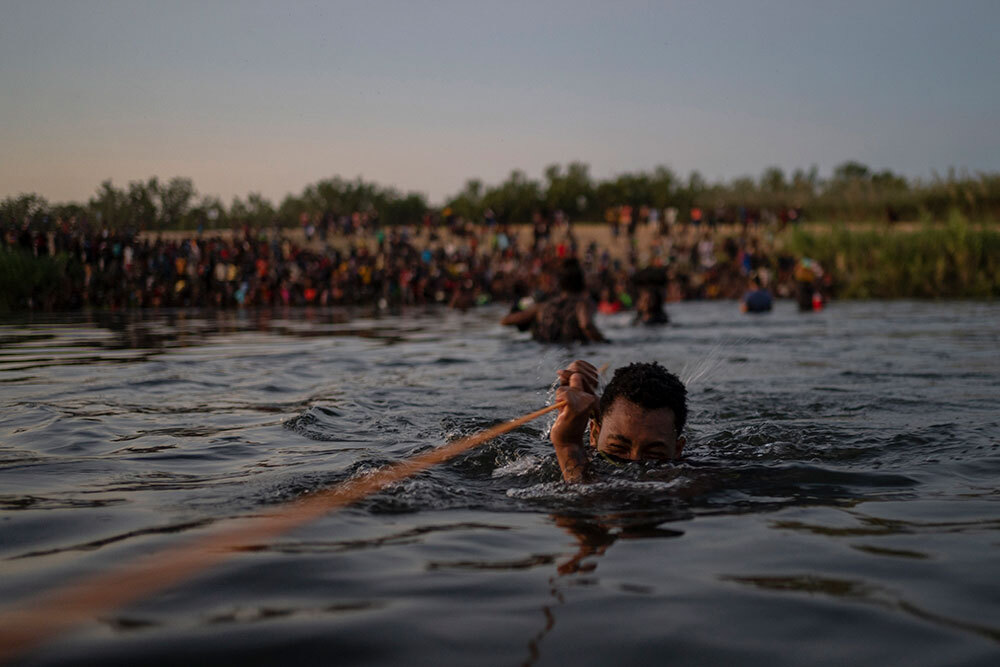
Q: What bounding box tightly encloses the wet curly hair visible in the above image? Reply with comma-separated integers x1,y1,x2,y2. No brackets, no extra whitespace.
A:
597,362,687,434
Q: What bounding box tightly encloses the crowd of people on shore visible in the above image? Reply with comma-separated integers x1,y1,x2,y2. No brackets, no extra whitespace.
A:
2,210,825,316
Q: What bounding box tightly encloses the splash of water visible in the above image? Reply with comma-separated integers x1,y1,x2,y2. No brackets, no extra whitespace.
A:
680,337,752,387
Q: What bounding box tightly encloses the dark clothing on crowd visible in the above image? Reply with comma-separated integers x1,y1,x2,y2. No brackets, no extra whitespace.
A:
532,294,591,343
634,308,670,325
743,288,773,313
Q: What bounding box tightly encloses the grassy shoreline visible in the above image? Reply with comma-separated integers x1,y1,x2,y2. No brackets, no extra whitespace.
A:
781,216,1000,298
137,217,1000,300
3,218,997,313
0,249,77,313
147,220,1000,299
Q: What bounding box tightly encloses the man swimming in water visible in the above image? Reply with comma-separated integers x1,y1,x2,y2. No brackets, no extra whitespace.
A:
550,360,687,483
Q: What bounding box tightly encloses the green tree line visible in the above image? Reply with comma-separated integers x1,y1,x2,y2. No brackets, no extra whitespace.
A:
4,163,1000,231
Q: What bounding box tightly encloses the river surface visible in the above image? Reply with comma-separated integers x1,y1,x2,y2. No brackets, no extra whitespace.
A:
1,301,998,666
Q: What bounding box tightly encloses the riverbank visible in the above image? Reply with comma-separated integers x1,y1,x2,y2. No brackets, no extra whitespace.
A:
3,218,997,313
140,218,1000,299
140,219,998,255
783,216,1000,298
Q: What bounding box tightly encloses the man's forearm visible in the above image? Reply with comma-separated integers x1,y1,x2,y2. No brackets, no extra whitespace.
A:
553,438,590,483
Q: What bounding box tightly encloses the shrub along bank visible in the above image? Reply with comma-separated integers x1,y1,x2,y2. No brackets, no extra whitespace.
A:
783,214,1000,299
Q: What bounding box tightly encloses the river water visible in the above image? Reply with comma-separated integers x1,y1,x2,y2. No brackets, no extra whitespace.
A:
1,301,998,666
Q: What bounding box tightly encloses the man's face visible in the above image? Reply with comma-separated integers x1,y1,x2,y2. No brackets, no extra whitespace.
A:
590,398,685,462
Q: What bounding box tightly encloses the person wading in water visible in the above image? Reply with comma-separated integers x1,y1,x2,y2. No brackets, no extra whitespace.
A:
501,258,606,344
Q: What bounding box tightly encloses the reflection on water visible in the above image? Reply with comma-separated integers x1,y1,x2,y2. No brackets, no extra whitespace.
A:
773,513,1000,538
722,574,1000,642
1,301,999,666
238,522,513,556
522,512,685,666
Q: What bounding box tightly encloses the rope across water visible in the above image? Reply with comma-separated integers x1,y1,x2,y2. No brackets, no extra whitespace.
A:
0,401,565,662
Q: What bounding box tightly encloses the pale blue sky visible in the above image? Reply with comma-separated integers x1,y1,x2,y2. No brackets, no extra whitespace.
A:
2,0,998,205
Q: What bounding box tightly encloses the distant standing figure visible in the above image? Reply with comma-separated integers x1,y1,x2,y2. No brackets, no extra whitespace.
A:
794,258,824,311
665,206,678,231
741,276,773,313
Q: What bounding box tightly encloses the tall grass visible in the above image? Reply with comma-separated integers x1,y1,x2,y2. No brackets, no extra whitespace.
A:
783,211,1000,298
0,250,74,313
